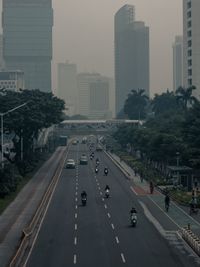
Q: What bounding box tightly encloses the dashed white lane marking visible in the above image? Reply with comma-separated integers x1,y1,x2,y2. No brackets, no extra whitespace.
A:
121,253,126,263
74,237,77,245
75,213,78,219
74,254,77,264
98,187,101,190
115,236,120,244
111,223,115,230
75,205,78,209
102,198,105,201
107,213,111,218
75,198,78,202
100,192,103,195
75,192,78,196
75,224,77,230
104,204,107,209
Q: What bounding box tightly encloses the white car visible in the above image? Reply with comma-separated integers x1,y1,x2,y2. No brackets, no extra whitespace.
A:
66,159,76,169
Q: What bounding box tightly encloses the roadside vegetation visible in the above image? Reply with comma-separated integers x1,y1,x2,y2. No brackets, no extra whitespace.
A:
109,86,200,204
0,89,65,204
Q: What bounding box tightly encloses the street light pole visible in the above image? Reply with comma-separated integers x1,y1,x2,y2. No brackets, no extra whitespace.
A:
0,102,28,169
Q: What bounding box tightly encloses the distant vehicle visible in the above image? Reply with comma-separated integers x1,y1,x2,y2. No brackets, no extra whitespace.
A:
59,135,68,146
66,159,76,169
72,140,77,145
96,145,103,151
80,155,88,165
82,137,87,144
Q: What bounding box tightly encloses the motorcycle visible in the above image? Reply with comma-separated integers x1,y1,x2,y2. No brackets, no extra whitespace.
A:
130,213,137,227
104,169,108,176
82,196,87,206
105,189,110,198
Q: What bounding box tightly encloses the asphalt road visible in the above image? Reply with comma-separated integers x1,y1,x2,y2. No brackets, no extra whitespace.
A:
25,142,198,267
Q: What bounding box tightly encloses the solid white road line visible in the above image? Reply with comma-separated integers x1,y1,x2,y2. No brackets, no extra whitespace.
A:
111,223,115,230
121,253,126,263
130,186,138,196
115,236,119,244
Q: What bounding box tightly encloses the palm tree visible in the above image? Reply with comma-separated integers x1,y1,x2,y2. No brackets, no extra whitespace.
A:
124,89,149,120
176,85,197,109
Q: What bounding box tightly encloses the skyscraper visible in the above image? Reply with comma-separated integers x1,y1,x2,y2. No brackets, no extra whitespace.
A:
183,0,200,98
114,5,149,115
2,0,53,92
77,73,111,119
57,62,78,116
173,36,183,92
0,35,4,70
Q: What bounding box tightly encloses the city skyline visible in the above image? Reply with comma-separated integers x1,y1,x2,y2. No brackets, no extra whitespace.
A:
0,0,182,96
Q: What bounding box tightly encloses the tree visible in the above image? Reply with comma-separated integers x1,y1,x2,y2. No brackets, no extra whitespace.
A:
176,85,197,109
151,90,179,116
124,89,149,119
0,89,65,174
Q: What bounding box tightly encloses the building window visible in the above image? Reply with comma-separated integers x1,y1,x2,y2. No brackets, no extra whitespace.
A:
187,30,192,37
188,79,192,86
187,11,192,18
187,1,192,9
187,20,192,28
188,40,192,47
188,59,192,66
188,69,192,76
188,49,192,57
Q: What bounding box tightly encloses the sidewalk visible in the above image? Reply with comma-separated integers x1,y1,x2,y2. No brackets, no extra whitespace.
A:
108,152,200,235
0,147,66,267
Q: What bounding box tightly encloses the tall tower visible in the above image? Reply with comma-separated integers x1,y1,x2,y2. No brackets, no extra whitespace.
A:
183,0,200,98
114,5,149,115
173,36,183,92
2,0,53,92
57,62,78,116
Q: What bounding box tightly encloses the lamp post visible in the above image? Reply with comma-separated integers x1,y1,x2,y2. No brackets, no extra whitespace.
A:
176,151,180,185
0,102,28,169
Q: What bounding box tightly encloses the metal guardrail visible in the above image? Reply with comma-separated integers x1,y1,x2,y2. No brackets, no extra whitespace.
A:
9,146,68,267
180,226,200,256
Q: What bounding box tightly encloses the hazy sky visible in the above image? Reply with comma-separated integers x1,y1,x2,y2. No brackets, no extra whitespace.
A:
0,0,182,96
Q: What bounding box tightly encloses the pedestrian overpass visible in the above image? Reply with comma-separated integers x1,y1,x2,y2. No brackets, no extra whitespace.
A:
57,119,143,136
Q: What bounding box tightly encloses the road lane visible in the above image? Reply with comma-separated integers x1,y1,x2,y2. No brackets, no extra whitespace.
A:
26,143,198,267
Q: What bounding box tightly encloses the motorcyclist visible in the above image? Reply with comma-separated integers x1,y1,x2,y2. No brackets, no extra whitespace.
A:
105,185,110,191
81,191,87,199
130,207,137,215
104,167,108,175
95,166,99,174
96,158,100,164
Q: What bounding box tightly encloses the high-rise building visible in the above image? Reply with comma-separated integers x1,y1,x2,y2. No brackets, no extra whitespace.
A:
0,70,25,91
183,0,200,98
57,62,78,116
2,0,53,92
114,5,149,115
173,36,183,92
89,79,110,119
0,35,4,70
77,73,111,119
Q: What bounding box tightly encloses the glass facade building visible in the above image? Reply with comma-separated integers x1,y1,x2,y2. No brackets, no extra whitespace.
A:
2,0,53,92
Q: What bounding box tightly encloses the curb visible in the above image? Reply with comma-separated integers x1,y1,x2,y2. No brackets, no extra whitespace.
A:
8,145,69,267
180,226,200,256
